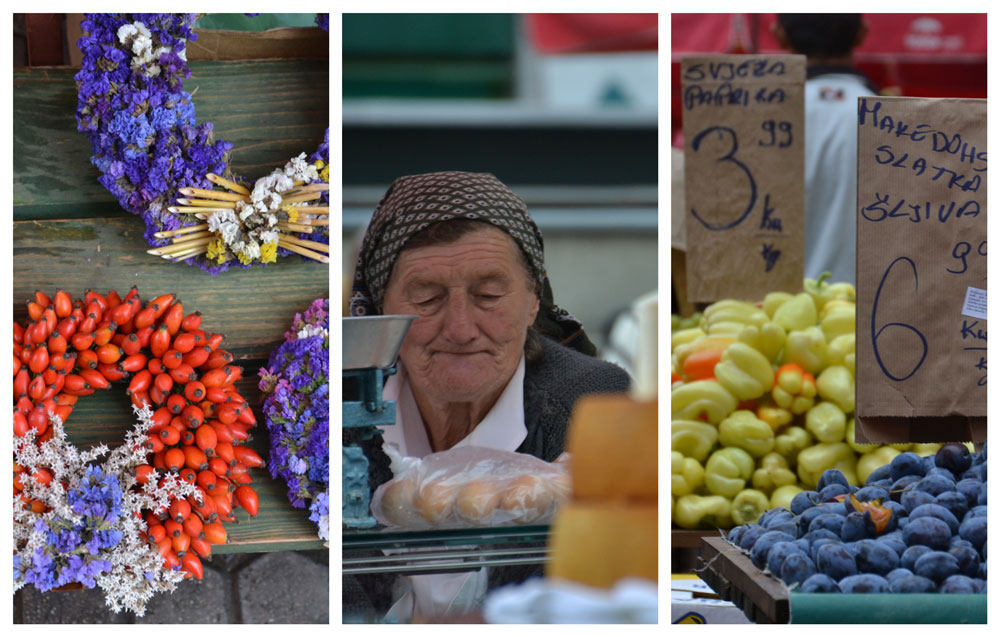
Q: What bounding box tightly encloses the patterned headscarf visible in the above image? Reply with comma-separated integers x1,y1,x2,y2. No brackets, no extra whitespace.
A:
350,171,595,355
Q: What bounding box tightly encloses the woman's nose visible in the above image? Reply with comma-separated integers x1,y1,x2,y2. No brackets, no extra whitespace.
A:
440,295,478,344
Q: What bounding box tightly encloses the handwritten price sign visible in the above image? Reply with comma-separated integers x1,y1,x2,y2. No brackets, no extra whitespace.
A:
855,97,986,444
681,55,805,302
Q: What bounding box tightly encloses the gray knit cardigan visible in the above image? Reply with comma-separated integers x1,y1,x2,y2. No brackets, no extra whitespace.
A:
343,335,631,620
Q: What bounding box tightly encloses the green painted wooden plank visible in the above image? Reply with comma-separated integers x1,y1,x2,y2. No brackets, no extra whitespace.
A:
196,13,321,31
13,217,328,361
13,59,328,219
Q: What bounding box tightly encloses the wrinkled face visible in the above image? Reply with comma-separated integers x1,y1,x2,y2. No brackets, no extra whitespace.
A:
382,226,540,407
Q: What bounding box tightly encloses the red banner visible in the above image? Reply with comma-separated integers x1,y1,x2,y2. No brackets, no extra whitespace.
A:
527,14,657,54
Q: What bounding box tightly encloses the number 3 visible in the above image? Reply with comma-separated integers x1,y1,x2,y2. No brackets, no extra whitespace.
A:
689,126,758,231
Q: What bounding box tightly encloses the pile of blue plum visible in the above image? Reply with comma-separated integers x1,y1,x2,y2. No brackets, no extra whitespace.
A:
725,442,987,593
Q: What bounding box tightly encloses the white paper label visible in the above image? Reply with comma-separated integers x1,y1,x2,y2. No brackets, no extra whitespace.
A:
962,287,988,321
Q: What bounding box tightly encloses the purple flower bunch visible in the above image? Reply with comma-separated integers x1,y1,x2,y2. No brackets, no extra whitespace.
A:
315,14,329,32
259,298,330,540
15,465,124,592
74,13,329,275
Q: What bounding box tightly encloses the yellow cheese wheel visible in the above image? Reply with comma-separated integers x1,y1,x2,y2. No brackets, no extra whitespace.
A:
455,480,503,525
547,501,657,588
566,395,657,501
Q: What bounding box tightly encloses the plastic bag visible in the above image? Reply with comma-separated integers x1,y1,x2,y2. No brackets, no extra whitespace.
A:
371,444,571,529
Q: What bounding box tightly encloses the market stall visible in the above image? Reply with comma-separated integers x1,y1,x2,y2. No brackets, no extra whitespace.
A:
670,13,986,625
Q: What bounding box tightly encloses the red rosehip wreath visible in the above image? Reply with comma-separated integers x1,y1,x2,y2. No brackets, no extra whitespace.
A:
13,288,263,610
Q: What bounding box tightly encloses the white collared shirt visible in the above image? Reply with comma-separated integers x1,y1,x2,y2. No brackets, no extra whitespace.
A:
379,355,527,622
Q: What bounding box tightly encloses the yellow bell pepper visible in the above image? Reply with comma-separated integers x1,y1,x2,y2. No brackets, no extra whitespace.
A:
714,342,775,401
674,494,732,530
774,426,813,465
671,419,719,463
732,488,772,525
846,417,879,454
762,291,795,318
856,446,901,484
771,484,804,510
820,301,855,343
751,452,798,493
673,335,736,372
738,321,786,363
827,333,856,375
671,380,737,425
756,404,793,431
771,363,817,414
796,442,858,488
702,299,768,329
887,442,913,452
805,401,848,443
772,292,818,332
816,365,855,414
705,447,755,498
804,272,856,313
671,451,705,497
671,326,706,351
718,410,775,457
782,326,828,375
912,443,943,456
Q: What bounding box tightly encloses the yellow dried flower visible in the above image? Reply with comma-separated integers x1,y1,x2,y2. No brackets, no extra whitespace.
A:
260,241,278,264
236,250,254,265
206,238,228,265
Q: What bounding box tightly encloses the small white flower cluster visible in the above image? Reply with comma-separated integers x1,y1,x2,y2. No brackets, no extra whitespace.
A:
208,153,321,262
13,405,200,616
117,21,184,78
296,324,329,341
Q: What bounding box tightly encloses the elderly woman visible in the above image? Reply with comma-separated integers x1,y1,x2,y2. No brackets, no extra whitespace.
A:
345,171,630,620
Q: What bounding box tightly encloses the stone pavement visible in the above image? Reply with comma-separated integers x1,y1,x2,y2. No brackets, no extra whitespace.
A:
14,549,329,624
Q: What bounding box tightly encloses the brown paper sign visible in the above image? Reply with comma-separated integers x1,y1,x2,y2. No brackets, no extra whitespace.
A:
681,55,806,302
855,96,986,443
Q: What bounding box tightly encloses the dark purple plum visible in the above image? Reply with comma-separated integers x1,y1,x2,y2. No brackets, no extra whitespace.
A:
876,533,907,558
890,475,921,501
890,452,926,481
855,539,899,576
760,508,794,528
908,503,959,535
939,574,978,593
817,469,849,492
934,490,969,520
800,573,840,593
808,514,845,536
727,525,745,545
935,443,972,476
818,483,850,501
885,568,914,586
738,524,767,551
780,552,816,587
915,474,956,497
750,530,795,570
948,543,980,578
900,489,935,513
790,490,819,515
902,516,951,550
954,479,982,508
853,485,890,503
914,551,960,583
866,463,892,484
890,574,937,593
766,541,805,575
901,545,932,572
958,516,987,552
840,511,870,542
815,542,858,581
838,573,890,593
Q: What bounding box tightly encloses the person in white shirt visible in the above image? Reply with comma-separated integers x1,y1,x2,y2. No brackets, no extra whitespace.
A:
773,14,878,284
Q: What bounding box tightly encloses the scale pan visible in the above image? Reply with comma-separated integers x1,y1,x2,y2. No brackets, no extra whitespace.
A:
342,315,415,370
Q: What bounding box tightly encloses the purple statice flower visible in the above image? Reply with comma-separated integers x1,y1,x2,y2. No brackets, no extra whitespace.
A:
74,13,328,275
259,298,329,539
15,465,123,592
315,14,329,32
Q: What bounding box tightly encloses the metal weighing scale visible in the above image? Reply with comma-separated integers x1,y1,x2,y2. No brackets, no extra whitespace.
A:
342,315,414,529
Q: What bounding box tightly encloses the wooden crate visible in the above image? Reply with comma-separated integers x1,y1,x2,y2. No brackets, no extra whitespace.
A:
13,59,329,553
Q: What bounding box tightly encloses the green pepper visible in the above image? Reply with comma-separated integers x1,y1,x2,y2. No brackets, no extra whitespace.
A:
781,326,828,375
671,451,705,497
714,342,775,401
738,321,786,363
770,484,804,510
671,419,719,463
816,365,855,413
774,426,813,465
731,488,771,525
796,442,858,488
804,273,856,313
751,452,798,493
671,379,737,424
674,494,732,530
718,410,775,457
705,447,755,498
772,292,817,332
856,446,901,484
805,401,848,443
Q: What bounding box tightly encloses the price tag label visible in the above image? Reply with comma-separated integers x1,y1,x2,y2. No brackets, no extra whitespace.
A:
680,54,805,302
855,96,986,443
